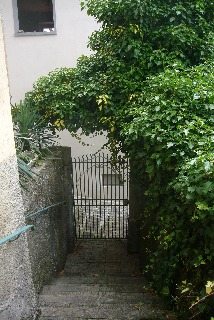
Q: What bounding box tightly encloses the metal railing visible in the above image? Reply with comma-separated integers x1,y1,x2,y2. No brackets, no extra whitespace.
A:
0,201,66,248
25,201,66,220
0,225,34,247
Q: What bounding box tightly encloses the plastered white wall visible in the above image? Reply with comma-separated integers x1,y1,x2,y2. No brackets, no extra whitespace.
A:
0,0,98,102
0,0,107,155
58,129,108,157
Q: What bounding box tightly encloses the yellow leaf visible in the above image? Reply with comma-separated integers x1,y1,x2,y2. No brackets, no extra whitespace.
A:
206,281,214,295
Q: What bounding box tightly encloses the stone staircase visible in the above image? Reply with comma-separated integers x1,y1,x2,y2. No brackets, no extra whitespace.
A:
38,240,176,320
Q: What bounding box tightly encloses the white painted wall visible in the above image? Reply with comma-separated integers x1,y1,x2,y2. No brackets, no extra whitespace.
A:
58,129,108,157
0,0,98,102
0,0,108,156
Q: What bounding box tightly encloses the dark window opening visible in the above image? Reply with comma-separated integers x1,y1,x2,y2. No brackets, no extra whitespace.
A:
102,174,124,186
17,0,55,33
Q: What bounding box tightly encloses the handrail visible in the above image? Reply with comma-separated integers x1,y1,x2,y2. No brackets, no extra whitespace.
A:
25,201,66,220
0,225,34,247
0,201,66,247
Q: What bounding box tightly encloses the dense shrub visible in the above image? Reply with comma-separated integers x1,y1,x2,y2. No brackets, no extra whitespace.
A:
25,0,214,317
121,62,214,318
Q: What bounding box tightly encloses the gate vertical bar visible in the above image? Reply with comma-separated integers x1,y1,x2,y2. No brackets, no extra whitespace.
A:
110,154,113,238
74,157,79,238
118,158,121,239
78,157,83,236
83,155,87,236
95,153,98,237
126,159,129,237
97,153,100,238
86,155,91,238
122,159,125,238
90,154,94,238
114,161,117,238
98,153,102,239
106,153,109,238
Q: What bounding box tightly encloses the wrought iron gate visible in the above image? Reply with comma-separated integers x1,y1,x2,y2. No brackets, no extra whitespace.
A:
72,153,129,239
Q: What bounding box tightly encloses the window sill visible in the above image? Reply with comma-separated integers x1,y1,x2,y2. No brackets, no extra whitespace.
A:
15,31,57,37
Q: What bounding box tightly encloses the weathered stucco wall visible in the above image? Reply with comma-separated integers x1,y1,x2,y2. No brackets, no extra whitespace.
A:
0,17,37,320
22,147,75,293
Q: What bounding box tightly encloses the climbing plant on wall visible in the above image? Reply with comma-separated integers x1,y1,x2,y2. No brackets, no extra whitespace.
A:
25,0,214,318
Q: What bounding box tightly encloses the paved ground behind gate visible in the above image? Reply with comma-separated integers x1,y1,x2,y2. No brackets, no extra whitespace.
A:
39,240,176,319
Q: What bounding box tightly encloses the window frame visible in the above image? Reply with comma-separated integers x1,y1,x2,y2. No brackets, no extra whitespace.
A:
102,173,124,186
12,0,57,36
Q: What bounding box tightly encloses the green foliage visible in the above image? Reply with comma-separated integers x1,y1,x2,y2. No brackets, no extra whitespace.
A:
12,100,57,186
25,0,214,317
13,100,56,153
120,62,214,318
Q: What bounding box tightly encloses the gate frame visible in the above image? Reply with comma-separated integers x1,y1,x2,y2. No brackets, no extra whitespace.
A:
72,153,129,239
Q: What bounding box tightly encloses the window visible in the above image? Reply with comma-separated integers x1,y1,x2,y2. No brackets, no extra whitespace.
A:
102,174,124,186
14,0,56,35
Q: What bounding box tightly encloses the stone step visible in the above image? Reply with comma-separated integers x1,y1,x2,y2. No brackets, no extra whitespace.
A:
65,259,139,266
39,318,109,320
63,271,141,277
40,305,169,319
66,253,138,261
41,282,151,294
39,291,162,307
38,240,176,320
51,274,146,285
64,260,138,269
63,264,141,275
40,315,177,320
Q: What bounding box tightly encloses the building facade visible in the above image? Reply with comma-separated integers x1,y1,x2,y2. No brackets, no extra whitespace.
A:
0,0,107,155
0,0,98,103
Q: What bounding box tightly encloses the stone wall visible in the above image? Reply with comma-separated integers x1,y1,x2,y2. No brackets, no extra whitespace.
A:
0,17,37,320
22,147,75,293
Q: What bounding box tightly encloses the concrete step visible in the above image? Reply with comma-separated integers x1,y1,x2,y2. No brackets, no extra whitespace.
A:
41,282,152,294
65,260,139,271
38,240,176,320
39,317,173,320
39,318,109,320
40,305,169,319
39,291,163,307
51,274,147,285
